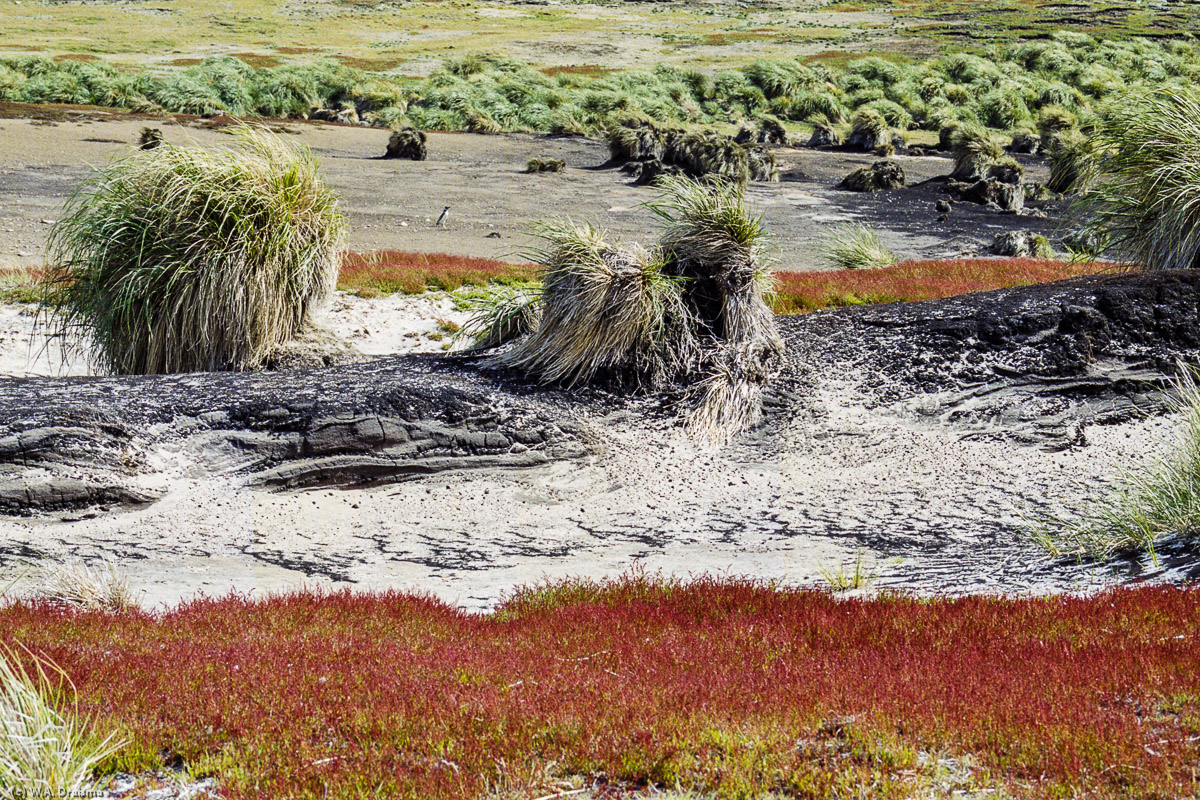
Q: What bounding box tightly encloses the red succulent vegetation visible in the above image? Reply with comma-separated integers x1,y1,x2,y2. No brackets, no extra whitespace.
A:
337,250,537,295
1,576,1198,798
333,252,1113,317
769,258,1113,314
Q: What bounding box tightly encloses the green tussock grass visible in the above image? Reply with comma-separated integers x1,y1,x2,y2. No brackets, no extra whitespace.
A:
4,33,1200,142
493,220,697,388
948,122,1003,182
464,176,781,442
44,126,345,375
458,285,542,350
1074,86,1200,270
524,157,565,173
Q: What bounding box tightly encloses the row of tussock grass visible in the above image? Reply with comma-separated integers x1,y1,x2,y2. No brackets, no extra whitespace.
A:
3,33,1198,139
1,579,1198,798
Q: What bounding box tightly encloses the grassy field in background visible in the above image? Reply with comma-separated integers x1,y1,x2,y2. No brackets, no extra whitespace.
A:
2,577,1197,798
1,0,1196,75
0,0,874,73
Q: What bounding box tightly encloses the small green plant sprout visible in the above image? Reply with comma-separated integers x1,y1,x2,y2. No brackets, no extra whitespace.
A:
820,223,899,271
1030,368,1200,561
44,125,345,375
817,549,878,592
0,646,125,798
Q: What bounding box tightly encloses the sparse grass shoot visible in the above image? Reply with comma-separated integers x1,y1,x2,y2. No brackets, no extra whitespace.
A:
1031,369,1200,560
817,550,878,592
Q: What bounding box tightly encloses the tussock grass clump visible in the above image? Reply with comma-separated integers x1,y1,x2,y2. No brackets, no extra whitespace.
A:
606,118,775,184
45,127,345,374
493,221,695,387
480,176,782,441
5,37,1200,142
1032,370,1200,560
949,123,1003,182
137,127,162,150
845,108,890,152
1045,127,1095,194
1074,87,1200,269
651,174,777,350
524,157,566,173
820,223,899,271
384,125,426,160
460,285,542,350
0,649,124,798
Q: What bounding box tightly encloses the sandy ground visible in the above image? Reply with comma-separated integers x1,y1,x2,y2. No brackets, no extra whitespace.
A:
0,117,1156,612
0,291,469,376
0,292,1178,611
0,114,1055,274
0,360,1174,612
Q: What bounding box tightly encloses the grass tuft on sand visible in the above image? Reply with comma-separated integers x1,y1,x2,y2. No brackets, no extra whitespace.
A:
463,176,782,441
819,223,898,271
44,126,345,375
1032,369,1200,561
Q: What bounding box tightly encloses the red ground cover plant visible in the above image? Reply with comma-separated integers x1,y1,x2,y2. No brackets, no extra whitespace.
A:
2,576,1197,798
769,258,1113,314
334,252,1111,317
337,250,537,295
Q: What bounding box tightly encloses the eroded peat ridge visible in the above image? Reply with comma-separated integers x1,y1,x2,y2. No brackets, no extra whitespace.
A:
3,270,1198,606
